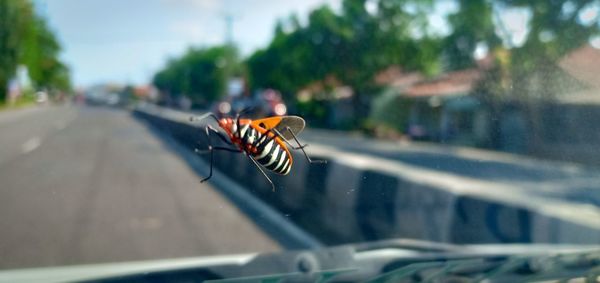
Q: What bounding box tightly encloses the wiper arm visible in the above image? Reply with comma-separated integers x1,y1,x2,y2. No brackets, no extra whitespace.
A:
362,247,600,283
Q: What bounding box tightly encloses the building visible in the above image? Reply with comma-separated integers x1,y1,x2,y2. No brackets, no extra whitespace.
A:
529,44,600,165
371,66,486,145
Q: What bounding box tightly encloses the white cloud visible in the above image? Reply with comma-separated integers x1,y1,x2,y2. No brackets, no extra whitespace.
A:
494,7,531,48
169,21,206,39
160,0,221,12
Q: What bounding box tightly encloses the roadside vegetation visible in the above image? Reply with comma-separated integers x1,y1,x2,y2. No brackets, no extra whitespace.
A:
0,0,71,107
152,0,600,139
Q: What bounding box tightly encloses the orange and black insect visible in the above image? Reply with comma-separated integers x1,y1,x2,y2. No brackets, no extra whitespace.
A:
190,110,325,191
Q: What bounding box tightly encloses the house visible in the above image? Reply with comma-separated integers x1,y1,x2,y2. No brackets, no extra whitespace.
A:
371,44,600,163
371,66,487,145
296,75,355,129
528,44,600,165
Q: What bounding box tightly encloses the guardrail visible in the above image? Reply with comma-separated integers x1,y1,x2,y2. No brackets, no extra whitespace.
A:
133,104,600,245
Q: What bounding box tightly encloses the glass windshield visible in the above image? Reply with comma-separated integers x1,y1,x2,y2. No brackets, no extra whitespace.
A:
2,0,600,280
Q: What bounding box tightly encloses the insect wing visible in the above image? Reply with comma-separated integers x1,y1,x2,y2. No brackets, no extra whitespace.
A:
275,116,306,139
251,116,305,140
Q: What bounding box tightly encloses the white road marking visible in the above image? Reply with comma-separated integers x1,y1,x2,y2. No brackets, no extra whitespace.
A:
22,137,41,154
55,121,67,130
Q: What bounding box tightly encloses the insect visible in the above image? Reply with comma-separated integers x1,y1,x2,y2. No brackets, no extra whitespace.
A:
190,110,326,191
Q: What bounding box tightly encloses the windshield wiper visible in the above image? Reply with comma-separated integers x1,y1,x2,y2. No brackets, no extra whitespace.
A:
4,239,600,282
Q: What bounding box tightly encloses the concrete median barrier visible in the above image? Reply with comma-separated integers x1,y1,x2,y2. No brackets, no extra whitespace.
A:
133,105,600,245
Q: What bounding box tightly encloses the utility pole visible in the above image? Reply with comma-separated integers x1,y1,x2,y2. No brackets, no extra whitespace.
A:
224,13,234,46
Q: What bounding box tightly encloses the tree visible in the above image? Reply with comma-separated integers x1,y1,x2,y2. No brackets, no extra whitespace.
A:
443,0,501,70
0,0,70,102
0,0,33,101
153,45,240,106
247,0,441,124
460,1,600,149
23,17,71,92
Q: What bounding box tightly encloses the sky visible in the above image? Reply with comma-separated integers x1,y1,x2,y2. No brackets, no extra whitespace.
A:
34,0,343,87
33,0,531,88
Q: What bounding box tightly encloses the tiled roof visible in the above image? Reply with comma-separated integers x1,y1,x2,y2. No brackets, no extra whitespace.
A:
559,44,600,88
404,68,481,97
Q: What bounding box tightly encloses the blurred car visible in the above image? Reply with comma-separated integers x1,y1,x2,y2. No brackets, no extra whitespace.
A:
106,93,120,106
212,89,287,118
35,91,48,104
257,89,287,117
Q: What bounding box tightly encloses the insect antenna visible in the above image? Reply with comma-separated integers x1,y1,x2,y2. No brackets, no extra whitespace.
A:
236,107,255,117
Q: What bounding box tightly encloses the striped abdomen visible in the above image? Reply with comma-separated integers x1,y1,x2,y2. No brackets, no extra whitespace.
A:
235,123,292,175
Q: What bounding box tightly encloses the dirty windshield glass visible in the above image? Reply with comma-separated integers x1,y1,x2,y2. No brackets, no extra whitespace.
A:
2,0,600,282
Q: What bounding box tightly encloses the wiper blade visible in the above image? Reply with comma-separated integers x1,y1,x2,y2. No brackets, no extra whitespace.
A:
205,268,358,283
365,249,600,283
353,239,464,253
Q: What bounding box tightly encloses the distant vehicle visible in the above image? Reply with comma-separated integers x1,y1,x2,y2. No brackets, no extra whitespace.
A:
35,91,48,104
212,89,287,118
106,93,120,106
258,89,287,117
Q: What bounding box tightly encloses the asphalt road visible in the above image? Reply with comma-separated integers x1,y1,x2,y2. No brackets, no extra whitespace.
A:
0,105,279,270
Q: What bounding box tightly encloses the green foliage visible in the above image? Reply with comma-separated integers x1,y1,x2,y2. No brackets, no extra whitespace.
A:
23,17,71,92
443,0,501,70
246,0,442,124
506,0,599,100
153,0,599,134
0,88,36,109
457,0,600,147
461,0,600,103
153,45,240,106
0,0,31,101
0,0,71,102
370,88,412,129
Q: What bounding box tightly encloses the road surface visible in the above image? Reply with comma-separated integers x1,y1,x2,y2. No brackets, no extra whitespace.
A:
0,105,279,270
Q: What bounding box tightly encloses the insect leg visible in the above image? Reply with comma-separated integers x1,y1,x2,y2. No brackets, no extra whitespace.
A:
195,125,238,154
253,127,275,149
237,107,254,117
272,128,308,150
196,125,242,183
247,155,276,192
233,107,257,138
208,125,233,145
197,146,242,183
235,113,243,139
200,145,215,183
283,126,327,164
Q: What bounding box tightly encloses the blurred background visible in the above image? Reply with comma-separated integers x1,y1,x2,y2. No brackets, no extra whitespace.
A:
2,0,600,271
